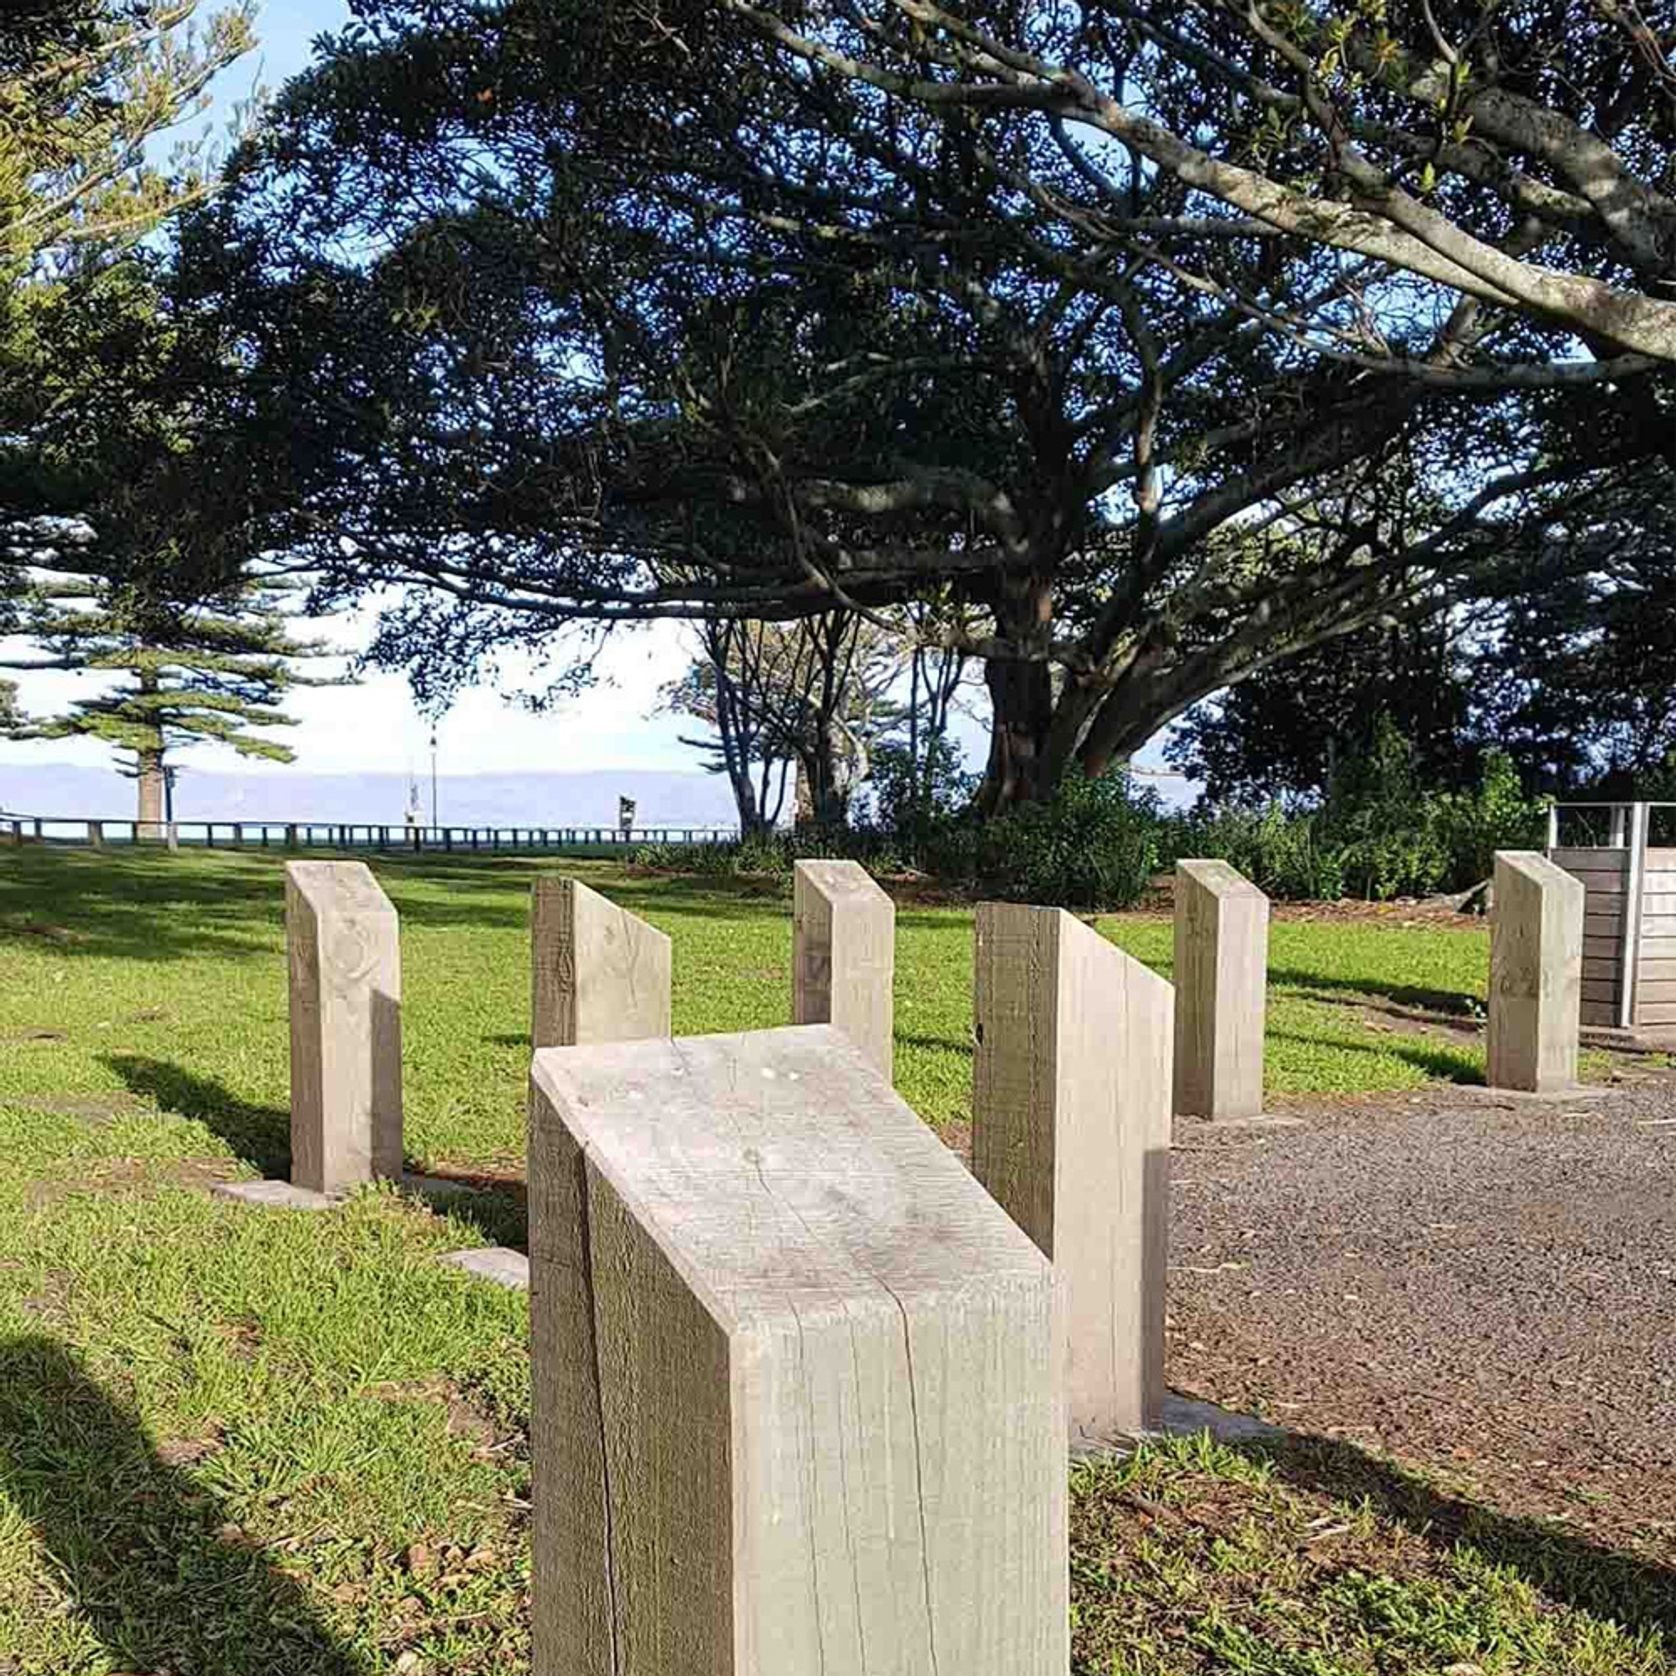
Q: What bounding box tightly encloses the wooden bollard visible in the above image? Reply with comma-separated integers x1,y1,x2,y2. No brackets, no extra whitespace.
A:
1173,860,1269,1120
528,1025,1067,1675
1488,851,1585,1092
975,903,1173,1441
286,861,402,1193
530,877,672,1049
792,859,895,1076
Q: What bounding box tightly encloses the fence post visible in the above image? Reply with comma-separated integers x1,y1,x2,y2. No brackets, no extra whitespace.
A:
531,878,672,1049
792,860,896,1078
167,823,180,852
527,1026,1067,1676
974,903,1173,1442
1488,852,1585,1090
1173,860,1269,1120
283,860,403,1193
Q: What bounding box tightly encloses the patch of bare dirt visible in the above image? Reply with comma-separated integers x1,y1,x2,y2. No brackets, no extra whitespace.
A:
23,1156,240,1210
18,1268,73,1326
156,1430,225,1468
366,1376,519,1463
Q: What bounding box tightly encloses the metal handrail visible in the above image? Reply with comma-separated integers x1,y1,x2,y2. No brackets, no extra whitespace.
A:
2,815,740,853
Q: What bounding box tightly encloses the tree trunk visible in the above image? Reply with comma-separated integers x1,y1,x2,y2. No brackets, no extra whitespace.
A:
136,749,166,839
976,654,1056,811
973,575,1062,812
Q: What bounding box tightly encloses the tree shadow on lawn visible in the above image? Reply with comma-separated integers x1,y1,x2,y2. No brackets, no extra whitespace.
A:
0,850,283,963
1268,964,1481,1017
0,1335,367,1674
102,1055,291,1177
1244,1429,1676,1644
1268,1027,1484,1085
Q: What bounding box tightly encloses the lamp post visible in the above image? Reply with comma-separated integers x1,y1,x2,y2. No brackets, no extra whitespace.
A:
429,729,439,827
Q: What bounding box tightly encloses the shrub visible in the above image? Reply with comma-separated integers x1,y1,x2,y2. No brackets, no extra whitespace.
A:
1164,804,1347,900
927,772,1164,909
1169,731,1547,901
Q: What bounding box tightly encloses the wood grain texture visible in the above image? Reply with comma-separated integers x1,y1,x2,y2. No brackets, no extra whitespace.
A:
531,877,672,1050
791,861,896,1078
528,1025,1066,1676
285,861,402,1194
1173,860,1269,1120
1487,852,1585,1093
973,904,1172,1443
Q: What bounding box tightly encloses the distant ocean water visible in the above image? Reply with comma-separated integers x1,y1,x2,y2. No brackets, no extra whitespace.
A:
0,763,741,829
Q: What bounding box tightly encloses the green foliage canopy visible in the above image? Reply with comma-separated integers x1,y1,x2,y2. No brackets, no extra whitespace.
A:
195,0,1672,811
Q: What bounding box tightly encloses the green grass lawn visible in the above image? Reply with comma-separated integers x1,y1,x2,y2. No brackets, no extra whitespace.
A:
0,846,1496,1167
0,846,1663,1675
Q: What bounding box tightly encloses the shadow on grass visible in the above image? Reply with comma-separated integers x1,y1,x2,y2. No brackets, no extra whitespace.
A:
1244,1429,1676,1643
0,1335,366,1674
413,1170,528,1251
1268,1028,1484,1085
898,1030,973,1059
0,848,283,962
1268,965,1480,1016
103,1055,291,1176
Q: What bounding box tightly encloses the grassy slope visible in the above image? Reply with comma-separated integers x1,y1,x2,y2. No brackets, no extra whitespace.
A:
0,847,1662,1676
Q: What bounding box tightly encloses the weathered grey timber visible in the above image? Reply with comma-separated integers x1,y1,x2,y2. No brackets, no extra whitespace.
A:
791,859,895,1076
1174,860,1269,1120
528,1024,1066,1676
974,903,1173,1443
530,877,672,1049
286,861,403,1194
1488,851,1586,1093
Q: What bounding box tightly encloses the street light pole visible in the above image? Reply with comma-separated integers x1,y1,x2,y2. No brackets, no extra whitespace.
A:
429,730,439,827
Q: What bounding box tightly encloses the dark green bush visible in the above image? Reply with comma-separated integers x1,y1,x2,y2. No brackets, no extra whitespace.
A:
1163,804,1347,900
1168,730,1546,901
633,726,1544,906
927,772,1164,909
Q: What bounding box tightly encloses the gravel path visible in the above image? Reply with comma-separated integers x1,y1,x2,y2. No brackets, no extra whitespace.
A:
1168,1073,1676,1564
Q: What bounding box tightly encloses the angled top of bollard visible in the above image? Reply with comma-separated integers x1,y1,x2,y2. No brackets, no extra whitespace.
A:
1494,850,1587,896
1177,858,1268,900
793,857,893,906
531,1024,1048,1326
286,859,397,920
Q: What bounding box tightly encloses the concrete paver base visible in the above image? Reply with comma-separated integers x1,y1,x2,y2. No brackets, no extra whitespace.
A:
439,1247,529,1289
213,1180,342,1211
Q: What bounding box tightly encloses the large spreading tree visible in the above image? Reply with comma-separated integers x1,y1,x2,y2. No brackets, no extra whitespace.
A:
184,1,1672,808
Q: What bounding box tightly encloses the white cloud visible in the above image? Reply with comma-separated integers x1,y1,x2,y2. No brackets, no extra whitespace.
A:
0,609,704,778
